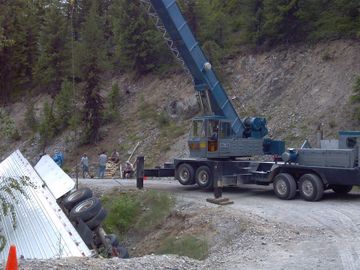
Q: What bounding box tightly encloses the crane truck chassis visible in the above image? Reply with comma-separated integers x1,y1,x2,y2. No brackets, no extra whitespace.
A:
144,131,360,202
141,0,360,202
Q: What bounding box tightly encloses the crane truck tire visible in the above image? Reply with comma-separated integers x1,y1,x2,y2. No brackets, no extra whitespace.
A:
273,173,297,200
70,197,102,221
195,166,213,189
332,185,353,194
299,173,324,201
176,163,195,185
63,187,93,210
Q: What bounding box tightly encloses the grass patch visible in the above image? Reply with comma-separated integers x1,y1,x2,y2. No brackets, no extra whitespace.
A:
101,190,174,235
135,190,174,230
160,123,185,138
138,97,157,121
156,234,209,260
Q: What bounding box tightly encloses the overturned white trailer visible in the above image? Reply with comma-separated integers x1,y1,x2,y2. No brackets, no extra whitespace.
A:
0,150,91,260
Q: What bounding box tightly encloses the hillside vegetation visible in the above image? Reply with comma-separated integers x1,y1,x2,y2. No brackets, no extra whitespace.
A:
1,0,360,165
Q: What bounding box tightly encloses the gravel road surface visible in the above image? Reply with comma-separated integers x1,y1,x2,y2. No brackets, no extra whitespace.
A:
80,178,360,270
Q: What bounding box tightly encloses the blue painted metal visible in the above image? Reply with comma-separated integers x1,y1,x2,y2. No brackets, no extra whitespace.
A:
243,117,268,138
149,0,244,136
339,131,360,136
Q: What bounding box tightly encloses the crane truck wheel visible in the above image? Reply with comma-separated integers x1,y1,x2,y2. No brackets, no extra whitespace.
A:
195,166,213,189
176,163,195,185
273,173,297,200
299,174,324,201
332,185,353,194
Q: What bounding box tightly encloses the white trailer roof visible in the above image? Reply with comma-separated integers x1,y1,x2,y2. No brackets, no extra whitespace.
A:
0,150,91,260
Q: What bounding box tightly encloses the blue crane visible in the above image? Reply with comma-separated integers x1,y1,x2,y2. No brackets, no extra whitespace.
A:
144,0,284,157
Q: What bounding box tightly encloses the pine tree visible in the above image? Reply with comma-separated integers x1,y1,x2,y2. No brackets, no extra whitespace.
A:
111,0,172,75
34,1,70,97
196,1,231,48
238,0,265,46
54,80,74,130
0,0,40,104
77,0,107,144
262,0,305,45
39,101,57,149
312,0,360,40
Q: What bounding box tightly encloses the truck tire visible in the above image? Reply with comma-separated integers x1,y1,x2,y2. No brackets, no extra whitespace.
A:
86,207,107,230
70,197,102,221
332,185,353,194
195,166,213,189
63,188,93,210
273,173,297,200
299,174,324,201
176,163,195,185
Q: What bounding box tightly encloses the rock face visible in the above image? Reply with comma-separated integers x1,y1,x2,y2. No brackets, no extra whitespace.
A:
166,95,200,120
226,40,360,146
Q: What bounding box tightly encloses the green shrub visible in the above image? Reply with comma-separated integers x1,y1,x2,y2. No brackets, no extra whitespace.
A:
104,83,122,123
138,101,157,121
0,108,21,141
24,103,38,132
102,190,174,235
135,190,174,230
39,102,57,146
54,81,75,130
102,194,140,233
157,112,170,128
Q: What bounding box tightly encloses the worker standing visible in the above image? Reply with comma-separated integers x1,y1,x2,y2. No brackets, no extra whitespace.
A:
53,149,64,168
110,149,120,163
98,151,107,178
80,153,89,178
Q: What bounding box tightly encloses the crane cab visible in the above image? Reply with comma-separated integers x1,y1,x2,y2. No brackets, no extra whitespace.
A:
188,116,235,159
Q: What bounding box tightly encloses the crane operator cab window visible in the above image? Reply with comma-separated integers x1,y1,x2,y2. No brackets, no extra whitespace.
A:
191,120,205,139
207,119,219,152
219,121,233,139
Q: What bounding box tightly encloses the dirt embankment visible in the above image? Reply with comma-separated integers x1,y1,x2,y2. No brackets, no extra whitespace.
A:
1,40,360,165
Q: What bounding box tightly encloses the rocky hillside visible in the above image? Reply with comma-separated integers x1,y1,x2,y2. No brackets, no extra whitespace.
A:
1,39,360,168
227,39,360,146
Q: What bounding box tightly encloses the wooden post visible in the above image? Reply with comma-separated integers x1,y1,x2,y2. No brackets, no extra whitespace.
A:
136,156,144,189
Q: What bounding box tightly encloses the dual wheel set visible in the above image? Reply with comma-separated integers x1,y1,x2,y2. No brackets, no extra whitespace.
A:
176,163,213,189
61,188,129,258
273,173,353,201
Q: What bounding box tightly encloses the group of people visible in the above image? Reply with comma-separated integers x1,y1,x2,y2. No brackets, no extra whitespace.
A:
80,149,134,179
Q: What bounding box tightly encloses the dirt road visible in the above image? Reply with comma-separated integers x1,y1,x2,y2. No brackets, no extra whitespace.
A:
80,178,360,270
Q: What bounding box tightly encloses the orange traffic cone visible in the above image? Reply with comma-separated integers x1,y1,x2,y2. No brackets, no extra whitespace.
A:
5,245,18,270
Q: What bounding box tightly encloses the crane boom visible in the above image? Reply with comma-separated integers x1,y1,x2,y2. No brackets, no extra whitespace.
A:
147,0,245,136
144,0,284,157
